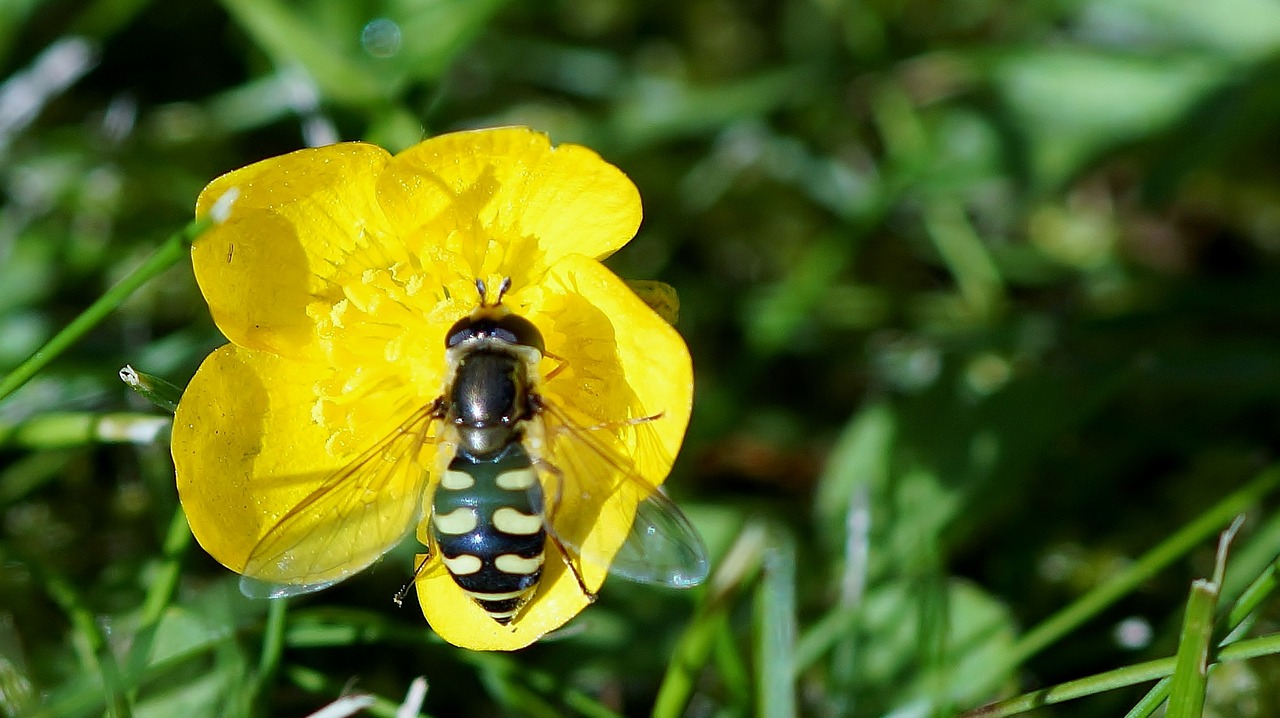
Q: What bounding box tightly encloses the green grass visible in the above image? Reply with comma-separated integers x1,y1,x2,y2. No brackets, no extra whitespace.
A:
7,0,1280,716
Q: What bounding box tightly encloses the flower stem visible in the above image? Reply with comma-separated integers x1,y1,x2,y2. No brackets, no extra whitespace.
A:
0,217,209,403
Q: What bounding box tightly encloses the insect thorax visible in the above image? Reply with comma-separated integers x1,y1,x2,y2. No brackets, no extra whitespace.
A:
447,346,536,458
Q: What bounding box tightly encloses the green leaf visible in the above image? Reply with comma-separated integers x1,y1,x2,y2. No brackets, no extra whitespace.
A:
1083,0,1280,63
217,0,507,107
991,49,1228,191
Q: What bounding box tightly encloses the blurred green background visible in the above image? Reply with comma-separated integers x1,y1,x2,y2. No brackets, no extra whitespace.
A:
5,0,1280,716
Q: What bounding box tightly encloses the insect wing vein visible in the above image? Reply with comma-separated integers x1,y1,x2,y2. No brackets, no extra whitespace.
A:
536,400,708,588
240,404,439,598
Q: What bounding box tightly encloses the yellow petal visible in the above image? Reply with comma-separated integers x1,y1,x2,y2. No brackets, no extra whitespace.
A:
172,344,425,580
535,254,693,482
415,549,594,651
376,127,642,293
416,255,693,651
193,143,394,357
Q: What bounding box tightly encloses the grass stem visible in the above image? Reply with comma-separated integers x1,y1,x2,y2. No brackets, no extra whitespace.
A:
0,217,208,403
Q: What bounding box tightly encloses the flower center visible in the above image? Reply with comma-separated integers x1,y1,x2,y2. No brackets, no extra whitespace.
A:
306,258,463,457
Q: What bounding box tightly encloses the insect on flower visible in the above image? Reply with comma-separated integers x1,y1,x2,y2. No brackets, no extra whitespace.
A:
172,127,708,650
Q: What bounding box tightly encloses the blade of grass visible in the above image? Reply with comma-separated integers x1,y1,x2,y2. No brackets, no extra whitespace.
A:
1125,682,1173,718
29,587,262,718
460,651,623,718
918,557,952,716
122,508,194,693
258,598,288,680
114,359,196,702
0,217,209,403
1112,521,1280,714
961,631,1280,718
924,200,1005,319
1223,556,1280,639
1166,517,1240,718
285,606,441,648
796,405,885,680
754,527,797,718
119,365,183,412
652,520,766,718
794,603,858,674
217,0,387,105
0,452,73,506
1166,580,1216,718
0,412,170,449
248,597,288,713
40,570,132,718
0,614,35,716
470,656,564,718
284,608,621,718
714,613,751,710
304,694,376,718
1127,519,1268,718
1218,505,1280,606
562,686,625,718
396,677,428,718
969,463,1280,698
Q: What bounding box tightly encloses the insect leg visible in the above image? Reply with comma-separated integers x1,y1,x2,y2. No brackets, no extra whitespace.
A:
536,457,598,602
541,353,568,382
549,531,597,603
576,411,664,433
394,536,436,607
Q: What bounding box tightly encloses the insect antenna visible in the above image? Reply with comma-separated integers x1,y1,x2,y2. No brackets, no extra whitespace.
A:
473,276,514,307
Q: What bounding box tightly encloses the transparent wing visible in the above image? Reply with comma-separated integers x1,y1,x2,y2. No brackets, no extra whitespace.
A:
535,399,708,588
239,403,440,599
609,488,708,588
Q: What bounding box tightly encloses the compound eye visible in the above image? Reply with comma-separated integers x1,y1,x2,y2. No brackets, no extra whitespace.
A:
445,317,478,348
494,314,545,354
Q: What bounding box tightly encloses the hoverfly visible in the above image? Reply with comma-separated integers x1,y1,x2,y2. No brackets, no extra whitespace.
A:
234,278,708,626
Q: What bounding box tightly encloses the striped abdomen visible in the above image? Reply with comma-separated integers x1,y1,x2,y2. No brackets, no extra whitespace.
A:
431,441,546,624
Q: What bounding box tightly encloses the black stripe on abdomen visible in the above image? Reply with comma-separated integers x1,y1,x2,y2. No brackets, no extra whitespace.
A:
432,442,547,623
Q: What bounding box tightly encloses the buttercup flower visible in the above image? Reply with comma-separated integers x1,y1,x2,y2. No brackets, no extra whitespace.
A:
172,127,696,651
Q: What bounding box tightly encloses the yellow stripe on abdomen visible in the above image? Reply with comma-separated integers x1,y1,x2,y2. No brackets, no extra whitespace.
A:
495,553,545,575
492,507,542,535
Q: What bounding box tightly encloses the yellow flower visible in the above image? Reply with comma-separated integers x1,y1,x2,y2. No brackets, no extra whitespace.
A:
172,127,695,651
